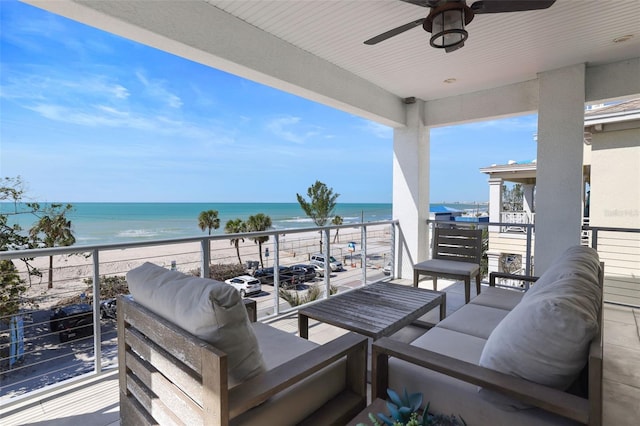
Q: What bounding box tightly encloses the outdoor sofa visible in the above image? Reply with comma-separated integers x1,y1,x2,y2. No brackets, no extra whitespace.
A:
373,245,604,425
118,262,367,425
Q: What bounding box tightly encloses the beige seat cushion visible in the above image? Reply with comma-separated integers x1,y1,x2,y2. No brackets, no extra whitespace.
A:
414,259,480,276
470,286,524,311
234,322,347,426
436,303,511,340
126,262,266,386
389,328,574,425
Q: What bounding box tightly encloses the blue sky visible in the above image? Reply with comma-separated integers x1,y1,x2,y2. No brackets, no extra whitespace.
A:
0,0,538,204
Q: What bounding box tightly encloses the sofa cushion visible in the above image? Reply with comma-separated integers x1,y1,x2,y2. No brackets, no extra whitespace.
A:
522,245,600,300
235,322,347,425
389,328,576,425
479,249,601,391
470,286,524,311
126,262,266,386
436,303,511,340
414,259,480,276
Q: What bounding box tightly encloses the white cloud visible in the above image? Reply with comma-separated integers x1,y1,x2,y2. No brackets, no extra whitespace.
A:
360,120,392,139
135,70,182,108
265,116,321,144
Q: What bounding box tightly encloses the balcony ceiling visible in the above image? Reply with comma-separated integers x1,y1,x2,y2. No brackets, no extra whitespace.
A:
25,0,640,126
207,0,639,99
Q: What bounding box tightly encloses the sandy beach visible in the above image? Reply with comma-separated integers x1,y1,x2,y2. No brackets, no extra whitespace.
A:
15,224,392,311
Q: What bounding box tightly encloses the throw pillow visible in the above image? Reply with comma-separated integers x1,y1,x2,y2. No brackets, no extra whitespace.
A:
126,262,266,386
478,248,601,409
522,245,600,300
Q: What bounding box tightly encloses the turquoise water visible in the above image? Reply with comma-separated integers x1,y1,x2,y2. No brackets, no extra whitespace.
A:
1,202,484,245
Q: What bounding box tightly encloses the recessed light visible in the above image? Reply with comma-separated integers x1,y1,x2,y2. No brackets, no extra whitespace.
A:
613,34,634,43
443,78,457,84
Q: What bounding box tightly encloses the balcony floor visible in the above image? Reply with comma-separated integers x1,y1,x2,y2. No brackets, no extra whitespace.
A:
2,280,639,426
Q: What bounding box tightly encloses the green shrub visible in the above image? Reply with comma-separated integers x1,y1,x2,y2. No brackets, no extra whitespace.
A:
55,275,128,307
190,263,247,282
279,284,338,307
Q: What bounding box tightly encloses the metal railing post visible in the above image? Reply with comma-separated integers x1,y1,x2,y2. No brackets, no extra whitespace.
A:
273,234,280,315
323,228,331,298
92,249,102,374
390,223,396,278
591,229,598,250
361,225,367,285
200,239,210,278
525,224,533,278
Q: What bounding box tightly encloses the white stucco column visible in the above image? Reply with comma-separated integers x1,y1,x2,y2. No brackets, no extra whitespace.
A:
523,183,535,217
393,101,430,279
535,64,586,273
488,177,503,232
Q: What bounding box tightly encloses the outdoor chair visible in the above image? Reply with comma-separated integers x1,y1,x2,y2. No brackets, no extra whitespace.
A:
413,227,483,303
118,263,368,426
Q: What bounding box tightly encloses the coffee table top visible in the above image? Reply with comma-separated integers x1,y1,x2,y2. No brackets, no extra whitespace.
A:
298,281,444,340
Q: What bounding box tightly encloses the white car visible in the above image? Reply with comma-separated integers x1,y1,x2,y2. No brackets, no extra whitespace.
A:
382,262,392,276
311,263,325,277
224,275,262,297
310,254,343,272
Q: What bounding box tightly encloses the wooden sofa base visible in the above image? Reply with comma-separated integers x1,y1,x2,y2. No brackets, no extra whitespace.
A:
373,268,604,426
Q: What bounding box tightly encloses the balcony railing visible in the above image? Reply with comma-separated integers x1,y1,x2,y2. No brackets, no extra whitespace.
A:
1,217,637,407
500,211,535,233
0,220,396,405
428,219,640,307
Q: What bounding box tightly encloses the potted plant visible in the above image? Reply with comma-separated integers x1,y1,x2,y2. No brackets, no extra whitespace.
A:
357,388,466,426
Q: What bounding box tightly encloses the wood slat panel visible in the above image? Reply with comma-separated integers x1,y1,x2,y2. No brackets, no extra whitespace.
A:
126,350,203,425
126,370,184,426
120,392,155,426
126,326,204,405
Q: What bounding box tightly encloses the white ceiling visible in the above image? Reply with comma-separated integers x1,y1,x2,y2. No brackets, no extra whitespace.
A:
25,0,640,126
206,0,640,100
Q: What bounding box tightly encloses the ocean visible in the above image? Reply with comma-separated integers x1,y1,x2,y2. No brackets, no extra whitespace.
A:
1,202,485,246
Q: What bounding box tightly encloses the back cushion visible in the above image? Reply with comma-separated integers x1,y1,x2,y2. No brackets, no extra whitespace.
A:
126,262,266,386
522,245,600,299
479,246,601,397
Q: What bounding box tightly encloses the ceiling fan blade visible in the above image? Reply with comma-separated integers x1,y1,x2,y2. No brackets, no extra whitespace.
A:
470,0,556,14
398,0,437,8
364,18,426,45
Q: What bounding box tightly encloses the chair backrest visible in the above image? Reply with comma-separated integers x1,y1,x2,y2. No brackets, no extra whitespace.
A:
118,295,230,425
432,227,483,264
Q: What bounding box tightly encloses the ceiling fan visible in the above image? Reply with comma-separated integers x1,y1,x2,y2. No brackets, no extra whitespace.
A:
364,0,556,53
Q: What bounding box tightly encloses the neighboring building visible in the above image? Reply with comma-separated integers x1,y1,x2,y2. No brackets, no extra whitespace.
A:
480,99,640,303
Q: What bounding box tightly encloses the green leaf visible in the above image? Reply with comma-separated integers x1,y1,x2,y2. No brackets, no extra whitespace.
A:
387,388,403,407
408,392,423,412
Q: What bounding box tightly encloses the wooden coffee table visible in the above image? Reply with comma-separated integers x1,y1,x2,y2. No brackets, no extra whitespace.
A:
298,281,446,340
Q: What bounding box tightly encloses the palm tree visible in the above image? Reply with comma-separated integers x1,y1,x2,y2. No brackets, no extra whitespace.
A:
296,180,339,252
198,209,220,235
225,218,246,265
28,203,76,289
332,215,343,243
247,213,272,268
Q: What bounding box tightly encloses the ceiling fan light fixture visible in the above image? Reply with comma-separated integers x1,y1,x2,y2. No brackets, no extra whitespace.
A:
424,2,474,52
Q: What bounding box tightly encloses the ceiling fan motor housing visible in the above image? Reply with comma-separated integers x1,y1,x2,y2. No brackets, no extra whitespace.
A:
424,1,474,50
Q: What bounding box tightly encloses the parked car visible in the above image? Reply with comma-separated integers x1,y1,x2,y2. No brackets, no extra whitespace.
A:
311,263,325,277
100,298,117,319
310,253,343,272
224,275,262,297
290,264,317,282
50,303,94,343
251,266,299,288
383,262,392,276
